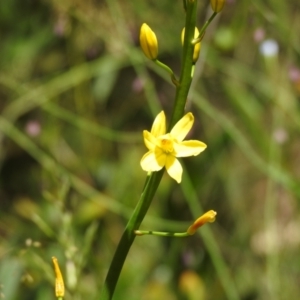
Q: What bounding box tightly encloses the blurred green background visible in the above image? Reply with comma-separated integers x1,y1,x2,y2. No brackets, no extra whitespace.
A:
1,0,300,299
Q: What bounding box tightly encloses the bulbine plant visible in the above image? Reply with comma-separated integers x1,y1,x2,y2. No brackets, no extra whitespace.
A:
52,1,225,299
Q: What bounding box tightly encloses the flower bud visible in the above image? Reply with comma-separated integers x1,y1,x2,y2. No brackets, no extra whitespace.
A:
140,23,158,60
187,210,217,235
210,0,225,13
52,257,65,298
181,27,201,63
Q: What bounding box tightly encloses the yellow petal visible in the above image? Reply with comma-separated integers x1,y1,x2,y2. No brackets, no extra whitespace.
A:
151,111,166,137
170,113,194,142
174,140,207,157
165,156,183,183
140,151,164,171
143,130,157,151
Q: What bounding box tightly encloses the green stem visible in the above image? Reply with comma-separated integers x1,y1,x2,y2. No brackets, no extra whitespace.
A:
169,0,198,129
154,60,179,86
192,12,217,45
99,171,163,299
100,1,200,299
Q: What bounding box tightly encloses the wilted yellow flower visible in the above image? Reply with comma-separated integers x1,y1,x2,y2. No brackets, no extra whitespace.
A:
187,210,217,235
140,111,207,183
210,0,225,13
140,23,158,60
52,257,65,298
181,27,201,63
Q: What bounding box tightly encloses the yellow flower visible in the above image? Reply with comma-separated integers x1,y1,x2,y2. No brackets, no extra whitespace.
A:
187,210,217,235
140,23,158,60
210,0,225,13
181,27,201,63
140,111,207,183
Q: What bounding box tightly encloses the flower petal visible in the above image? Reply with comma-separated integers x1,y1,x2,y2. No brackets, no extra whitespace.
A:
174,140,207,157
140,151,164,172
165,156,183,183
170,113,194,141
143,130,157,151
151,111,166,137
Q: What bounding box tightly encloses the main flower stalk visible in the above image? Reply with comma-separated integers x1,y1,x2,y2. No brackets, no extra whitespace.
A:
100,1,200,299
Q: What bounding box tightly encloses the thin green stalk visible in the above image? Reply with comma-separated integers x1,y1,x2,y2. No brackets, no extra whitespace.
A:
154,59,179,86
135,230,189,237
192,12,217,44
100,1,200,299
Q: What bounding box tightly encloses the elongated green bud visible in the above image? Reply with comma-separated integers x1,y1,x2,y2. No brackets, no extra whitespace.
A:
181,27,201,63
210,0,225,13
140,23,158,60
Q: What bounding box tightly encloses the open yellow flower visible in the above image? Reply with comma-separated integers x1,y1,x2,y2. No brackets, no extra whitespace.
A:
140,111,207,183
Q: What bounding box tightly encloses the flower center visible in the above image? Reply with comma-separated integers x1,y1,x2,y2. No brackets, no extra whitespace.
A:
159,136,174,154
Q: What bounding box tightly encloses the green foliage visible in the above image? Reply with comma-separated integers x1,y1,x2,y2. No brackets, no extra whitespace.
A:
1,0,300,299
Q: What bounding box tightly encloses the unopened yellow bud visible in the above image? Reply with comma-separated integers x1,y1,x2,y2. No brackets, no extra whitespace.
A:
187,210,217,235
181,27,201,63
52,257,65,298
210,0,225,13
140,23,158,60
